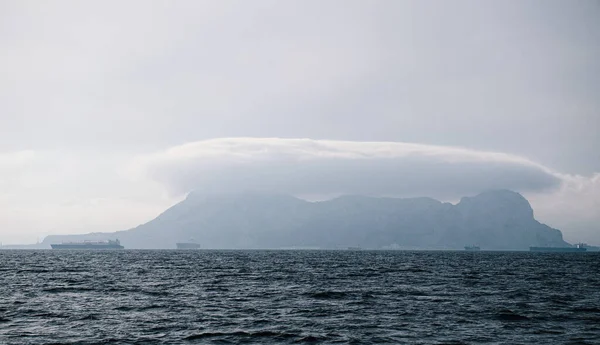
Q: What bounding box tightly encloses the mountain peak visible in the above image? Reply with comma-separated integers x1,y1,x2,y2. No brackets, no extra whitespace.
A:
458,189,533,218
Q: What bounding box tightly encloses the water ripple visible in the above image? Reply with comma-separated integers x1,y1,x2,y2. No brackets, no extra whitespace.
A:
0,250,599,344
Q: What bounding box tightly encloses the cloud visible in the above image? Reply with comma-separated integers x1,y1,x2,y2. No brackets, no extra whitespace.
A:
1,1,598,174
131,138,562,199
527,173,600,243
0,149,177,244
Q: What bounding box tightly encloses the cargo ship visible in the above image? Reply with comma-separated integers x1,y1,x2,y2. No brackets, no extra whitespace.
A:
176,242,201,249
529,244,587,252
464,245,481,251
51,239,124,250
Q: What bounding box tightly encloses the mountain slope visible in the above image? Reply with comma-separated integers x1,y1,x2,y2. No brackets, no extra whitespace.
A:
42,190,569,250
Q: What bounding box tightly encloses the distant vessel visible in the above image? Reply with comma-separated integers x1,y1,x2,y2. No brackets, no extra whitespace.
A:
51,239,124,250
530,244,587,252
176,242,201,249
346,247,362,251
464,245,481,251
578,243,600,252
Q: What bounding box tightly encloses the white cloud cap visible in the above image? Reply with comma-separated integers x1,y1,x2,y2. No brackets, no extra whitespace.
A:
132,138,561,199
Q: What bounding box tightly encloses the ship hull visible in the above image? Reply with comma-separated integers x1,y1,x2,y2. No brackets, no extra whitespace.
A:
176,243,201,249
529,247,586,252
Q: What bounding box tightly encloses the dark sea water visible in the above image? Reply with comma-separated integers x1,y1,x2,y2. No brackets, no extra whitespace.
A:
1,250,599,344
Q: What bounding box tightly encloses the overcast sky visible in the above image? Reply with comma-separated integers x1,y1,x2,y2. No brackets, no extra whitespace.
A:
1,0,599,244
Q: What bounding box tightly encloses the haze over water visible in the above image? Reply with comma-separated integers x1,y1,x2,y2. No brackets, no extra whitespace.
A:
2,250,599,344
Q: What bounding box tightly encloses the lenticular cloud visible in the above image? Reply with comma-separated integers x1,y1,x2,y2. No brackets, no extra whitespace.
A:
131,138,562,199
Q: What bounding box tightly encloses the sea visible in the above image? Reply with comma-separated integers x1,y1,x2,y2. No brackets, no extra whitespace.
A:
1,250,599,344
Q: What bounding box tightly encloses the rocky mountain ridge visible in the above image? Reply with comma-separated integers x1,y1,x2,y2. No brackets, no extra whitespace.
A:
38,190,569,250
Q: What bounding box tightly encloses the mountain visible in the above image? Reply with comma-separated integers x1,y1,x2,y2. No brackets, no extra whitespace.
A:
39,190,569,250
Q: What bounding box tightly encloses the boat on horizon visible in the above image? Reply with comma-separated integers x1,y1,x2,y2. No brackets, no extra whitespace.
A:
51,239,124,250
464,245,481,251
176,242,201,249
530,244,587,252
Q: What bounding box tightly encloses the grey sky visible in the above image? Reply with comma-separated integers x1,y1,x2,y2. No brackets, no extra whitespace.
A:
1,0,599,244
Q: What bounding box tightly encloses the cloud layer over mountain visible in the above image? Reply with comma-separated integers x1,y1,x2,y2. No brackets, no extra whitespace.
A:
130,138,599,243
132,138,562,199
2,2,599,245
1,138,598,244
